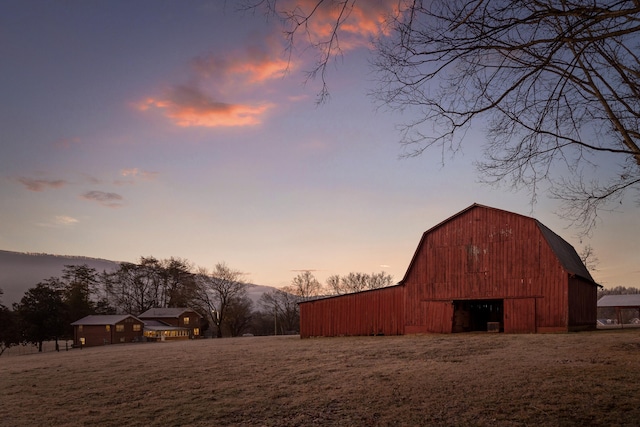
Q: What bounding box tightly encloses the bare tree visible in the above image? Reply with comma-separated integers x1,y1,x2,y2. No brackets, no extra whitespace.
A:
290,270,322,300
195,263,248,338
103,261,158,314
579,244,600,272
259,287,301,334
223,295,254,337
250,0,640,233
327,271,394,295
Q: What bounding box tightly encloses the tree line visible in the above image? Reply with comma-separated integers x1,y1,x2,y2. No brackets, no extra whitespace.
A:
0,256,394,355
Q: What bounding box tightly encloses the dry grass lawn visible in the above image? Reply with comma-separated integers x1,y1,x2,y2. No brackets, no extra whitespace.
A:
2,330,640,426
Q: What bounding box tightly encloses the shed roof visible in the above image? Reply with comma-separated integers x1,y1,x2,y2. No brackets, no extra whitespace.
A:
138,307,201,318
71,314,141,326
598,294,640,308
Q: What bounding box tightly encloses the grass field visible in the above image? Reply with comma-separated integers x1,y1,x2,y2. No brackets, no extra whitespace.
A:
2,330,640,426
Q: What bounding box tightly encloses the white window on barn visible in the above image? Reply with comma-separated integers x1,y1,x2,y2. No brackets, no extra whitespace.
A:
133,324,141,331
116,324,124,332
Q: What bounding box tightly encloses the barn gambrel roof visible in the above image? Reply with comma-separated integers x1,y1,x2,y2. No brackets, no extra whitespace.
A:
400,203,598,286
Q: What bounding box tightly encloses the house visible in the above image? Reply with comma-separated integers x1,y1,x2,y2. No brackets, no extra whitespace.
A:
138,307,203,338
300,204,599,337
141,320,191,341
71,314,144,347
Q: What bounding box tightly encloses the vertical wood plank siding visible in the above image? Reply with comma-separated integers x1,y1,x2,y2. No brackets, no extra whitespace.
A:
299,205,597,337
299,285,404,338
568,277,598,330
402,207,571,333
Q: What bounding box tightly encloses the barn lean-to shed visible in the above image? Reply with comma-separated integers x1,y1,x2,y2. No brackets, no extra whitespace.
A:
299,204,599,337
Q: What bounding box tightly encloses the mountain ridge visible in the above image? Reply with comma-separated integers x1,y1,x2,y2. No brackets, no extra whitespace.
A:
0,250,277,308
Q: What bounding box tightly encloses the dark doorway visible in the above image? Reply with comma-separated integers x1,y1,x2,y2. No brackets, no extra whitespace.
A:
452,299,504,332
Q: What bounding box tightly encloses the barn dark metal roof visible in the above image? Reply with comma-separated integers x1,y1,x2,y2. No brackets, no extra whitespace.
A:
535,221,596,285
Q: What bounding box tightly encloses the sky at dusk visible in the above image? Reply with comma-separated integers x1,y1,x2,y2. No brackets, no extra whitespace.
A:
1,1,638,289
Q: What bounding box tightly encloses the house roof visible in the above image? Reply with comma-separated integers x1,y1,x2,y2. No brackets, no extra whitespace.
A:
138,307,201,319
71,314,141,326
598,294,640,308
400,203,598,285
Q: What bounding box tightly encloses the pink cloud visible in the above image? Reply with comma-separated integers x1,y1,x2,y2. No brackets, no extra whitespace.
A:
17,177,67,192
138,84,273,128
279,0,397,50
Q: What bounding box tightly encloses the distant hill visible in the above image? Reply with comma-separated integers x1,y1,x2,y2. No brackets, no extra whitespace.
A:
0,250,278,308
0,250,120,306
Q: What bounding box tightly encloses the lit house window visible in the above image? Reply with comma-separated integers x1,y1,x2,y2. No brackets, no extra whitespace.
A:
116,324,124,332
133,324,141,332
105,325,110,332
78,325,83,332
183,317,190,325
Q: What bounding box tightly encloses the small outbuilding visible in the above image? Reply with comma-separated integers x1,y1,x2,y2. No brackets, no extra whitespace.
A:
138,307,203,338
597,294,640,325
71,314,144,347
300,204,599,337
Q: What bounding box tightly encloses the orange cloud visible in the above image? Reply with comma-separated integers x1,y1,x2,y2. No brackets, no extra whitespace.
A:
192,49,290,85
138,84,273,128
287,0,397,50
17,177,67,192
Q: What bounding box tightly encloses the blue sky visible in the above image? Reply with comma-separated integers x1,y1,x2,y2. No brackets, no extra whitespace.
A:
1,1,637,289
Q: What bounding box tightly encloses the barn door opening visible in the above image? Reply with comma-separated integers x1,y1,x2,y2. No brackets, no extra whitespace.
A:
452,299,504,333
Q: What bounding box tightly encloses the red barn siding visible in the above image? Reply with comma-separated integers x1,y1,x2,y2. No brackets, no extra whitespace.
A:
504,298,536,333
300,286,404,338
299,204,597,338
403,207,571,333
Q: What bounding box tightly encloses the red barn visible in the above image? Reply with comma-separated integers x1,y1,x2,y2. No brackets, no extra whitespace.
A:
300,204,599,337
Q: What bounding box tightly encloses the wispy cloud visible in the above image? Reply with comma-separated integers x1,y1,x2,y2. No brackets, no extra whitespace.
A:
81,190,124,208
136,36,288,128
115,168,159,185
17,177,67,192
281,0,396,50
138,84,273,128
191,47,290,85
55,215,79,225
36,215,79,228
